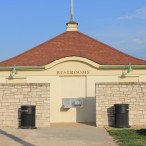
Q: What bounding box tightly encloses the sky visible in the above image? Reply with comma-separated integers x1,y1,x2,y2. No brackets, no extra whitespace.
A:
0,0,146,62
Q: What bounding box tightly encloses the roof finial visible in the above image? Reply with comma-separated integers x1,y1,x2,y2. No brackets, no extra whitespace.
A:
70,0,74,21
66,0,78,31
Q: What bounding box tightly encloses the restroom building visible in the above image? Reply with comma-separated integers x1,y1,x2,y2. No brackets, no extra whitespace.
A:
0,21,146,127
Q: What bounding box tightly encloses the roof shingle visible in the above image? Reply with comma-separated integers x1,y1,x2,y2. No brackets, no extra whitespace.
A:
0,31,145,66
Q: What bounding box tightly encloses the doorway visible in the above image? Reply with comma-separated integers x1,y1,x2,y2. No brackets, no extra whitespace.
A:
60,76,95,123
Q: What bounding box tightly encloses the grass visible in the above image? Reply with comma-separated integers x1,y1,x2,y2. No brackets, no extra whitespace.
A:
108,129,146,146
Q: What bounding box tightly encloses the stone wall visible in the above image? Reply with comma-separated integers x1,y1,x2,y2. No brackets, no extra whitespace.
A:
96,82,146,127
0,83,50,128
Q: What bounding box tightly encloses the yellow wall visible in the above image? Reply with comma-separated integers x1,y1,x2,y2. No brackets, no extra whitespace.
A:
140,75,146,82
0,77,6,83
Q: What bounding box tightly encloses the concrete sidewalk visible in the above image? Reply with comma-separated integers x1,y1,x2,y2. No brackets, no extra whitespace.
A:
0,124,118,146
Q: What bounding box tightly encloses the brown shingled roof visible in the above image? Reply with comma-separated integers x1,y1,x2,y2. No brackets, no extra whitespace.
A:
0,31,146,67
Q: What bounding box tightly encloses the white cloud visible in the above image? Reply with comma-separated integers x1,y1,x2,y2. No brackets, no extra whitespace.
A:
115,33,146,50
119,8,146,20
132,37,146,45
103,31,146,60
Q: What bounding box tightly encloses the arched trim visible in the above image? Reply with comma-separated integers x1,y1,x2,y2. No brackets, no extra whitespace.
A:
45,56,100,70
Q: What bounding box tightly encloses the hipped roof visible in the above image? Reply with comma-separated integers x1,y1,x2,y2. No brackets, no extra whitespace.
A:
0,31,146,67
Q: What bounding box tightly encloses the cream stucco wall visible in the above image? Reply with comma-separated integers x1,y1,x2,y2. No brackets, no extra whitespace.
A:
27,75,96,123
140,75,146,82
0,57,146,123
0,77,6,83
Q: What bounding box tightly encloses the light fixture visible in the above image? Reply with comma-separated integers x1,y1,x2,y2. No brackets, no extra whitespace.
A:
127,63,133,73
8,65,17,79
120,63,133,78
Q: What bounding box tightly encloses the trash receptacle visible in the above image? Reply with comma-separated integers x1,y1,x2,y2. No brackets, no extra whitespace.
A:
114,104,130,128
20,105,36,129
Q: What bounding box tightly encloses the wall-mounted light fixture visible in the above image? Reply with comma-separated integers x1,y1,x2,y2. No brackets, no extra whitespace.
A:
120,63,133,78
127,64,133,73
8,65,17,79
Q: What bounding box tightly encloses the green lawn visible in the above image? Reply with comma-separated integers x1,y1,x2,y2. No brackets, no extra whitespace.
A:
108,129,146,146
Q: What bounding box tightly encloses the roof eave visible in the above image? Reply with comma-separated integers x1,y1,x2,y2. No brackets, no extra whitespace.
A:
0,64,146,71
0,66,45,71
99,65,146,70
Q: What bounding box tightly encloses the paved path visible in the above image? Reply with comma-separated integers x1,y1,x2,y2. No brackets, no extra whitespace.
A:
0,124,118,146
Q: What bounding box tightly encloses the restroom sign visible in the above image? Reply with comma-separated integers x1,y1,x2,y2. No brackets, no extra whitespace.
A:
56,70,90,75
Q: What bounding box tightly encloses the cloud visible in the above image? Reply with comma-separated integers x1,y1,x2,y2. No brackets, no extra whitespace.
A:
119,8,146,20
113,35,146,60
115,32,146,50
134,34,146,45
132,37,146,45
103,31,146,60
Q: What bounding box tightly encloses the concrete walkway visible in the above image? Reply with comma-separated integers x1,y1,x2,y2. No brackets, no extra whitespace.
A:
0,124,118,146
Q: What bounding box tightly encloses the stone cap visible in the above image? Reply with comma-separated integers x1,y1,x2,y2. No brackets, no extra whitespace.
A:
66,21,78,31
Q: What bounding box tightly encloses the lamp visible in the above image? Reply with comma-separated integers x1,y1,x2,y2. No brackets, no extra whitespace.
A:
127,64,133,73
120,63,133,78
8,65,17,79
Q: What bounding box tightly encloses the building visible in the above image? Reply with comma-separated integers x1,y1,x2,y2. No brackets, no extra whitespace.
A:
0,3,146,128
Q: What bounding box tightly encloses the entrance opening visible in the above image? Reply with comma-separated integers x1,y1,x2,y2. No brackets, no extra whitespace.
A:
59,76,96,124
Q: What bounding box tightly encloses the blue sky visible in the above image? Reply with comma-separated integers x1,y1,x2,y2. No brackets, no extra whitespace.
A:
0,0,146,61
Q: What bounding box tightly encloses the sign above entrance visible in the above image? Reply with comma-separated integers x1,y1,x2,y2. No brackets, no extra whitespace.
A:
56,70,90,75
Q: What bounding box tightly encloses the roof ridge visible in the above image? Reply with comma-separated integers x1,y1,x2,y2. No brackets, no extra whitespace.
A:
76,31,146,64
